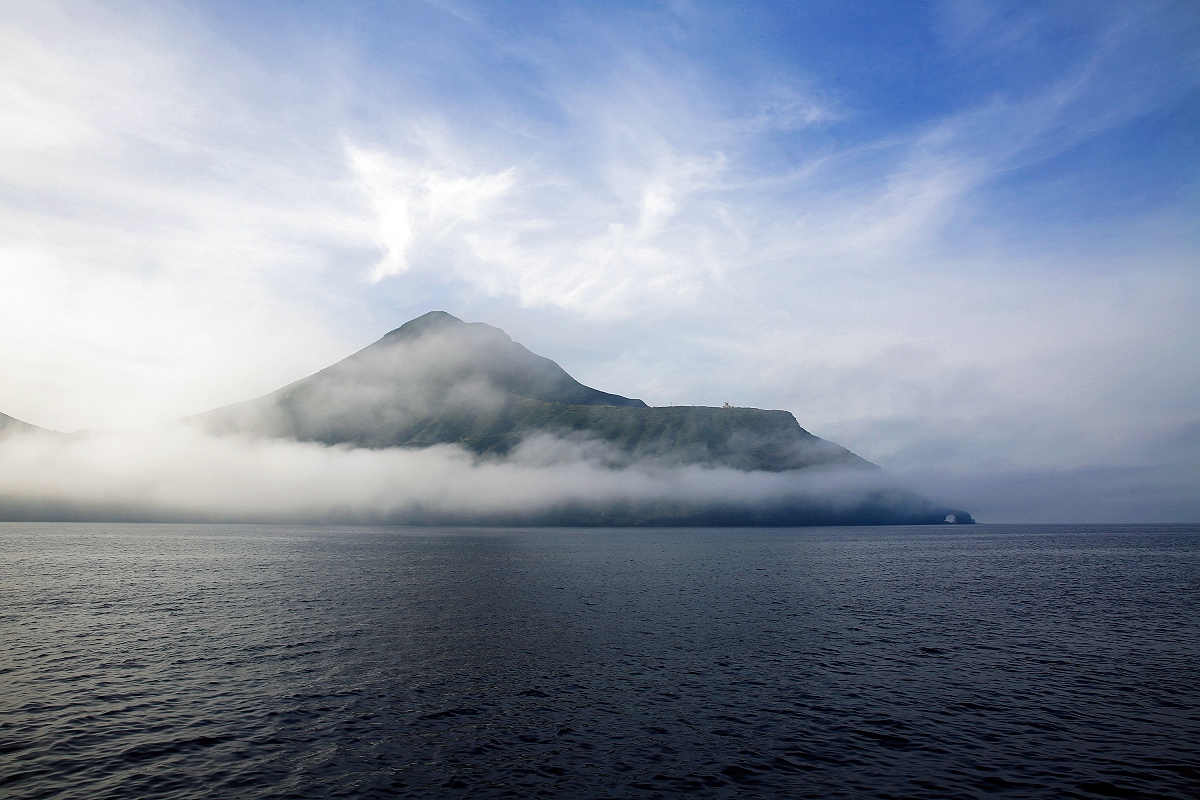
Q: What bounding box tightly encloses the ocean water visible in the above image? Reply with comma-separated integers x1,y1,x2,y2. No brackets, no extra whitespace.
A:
1,524,1197,799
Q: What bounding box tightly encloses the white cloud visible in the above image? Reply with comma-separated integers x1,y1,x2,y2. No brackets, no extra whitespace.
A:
347,143,516,281
0,1,373,429
348,128,732,317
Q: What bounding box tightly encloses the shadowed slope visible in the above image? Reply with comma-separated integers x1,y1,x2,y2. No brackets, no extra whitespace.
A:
436,401,874,473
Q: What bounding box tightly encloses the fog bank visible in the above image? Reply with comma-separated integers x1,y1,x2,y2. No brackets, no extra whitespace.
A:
0,426,953,526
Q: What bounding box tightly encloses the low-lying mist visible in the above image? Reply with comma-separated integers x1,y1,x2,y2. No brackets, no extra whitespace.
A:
0,425,934,526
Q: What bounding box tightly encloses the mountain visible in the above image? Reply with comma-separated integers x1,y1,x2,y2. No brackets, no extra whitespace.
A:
0,412,50,438
185,310,647,449
183,311,974,525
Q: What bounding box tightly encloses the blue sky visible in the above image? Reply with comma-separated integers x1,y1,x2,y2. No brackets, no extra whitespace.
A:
1,0,1197,521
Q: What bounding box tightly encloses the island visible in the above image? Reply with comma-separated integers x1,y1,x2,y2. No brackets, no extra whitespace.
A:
179,311,975,526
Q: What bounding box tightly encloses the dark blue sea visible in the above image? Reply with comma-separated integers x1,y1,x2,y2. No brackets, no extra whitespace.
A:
1,523,1197,799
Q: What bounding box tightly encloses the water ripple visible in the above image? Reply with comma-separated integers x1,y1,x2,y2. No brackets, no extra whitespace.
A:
1,523,1197,798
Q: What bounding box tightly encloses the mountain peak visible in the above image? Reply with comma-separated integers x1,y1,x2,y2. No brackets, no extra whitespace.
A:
381,310,467,343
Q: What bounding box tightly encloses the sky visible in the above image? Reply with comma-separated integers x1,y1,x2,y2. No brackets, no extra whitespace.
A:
1,0,1197,522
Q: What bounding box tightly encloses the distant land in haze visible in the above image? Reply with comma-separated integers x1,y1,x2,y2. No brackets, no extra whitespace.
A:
0,312,973,526
0,412,43,437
